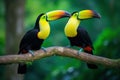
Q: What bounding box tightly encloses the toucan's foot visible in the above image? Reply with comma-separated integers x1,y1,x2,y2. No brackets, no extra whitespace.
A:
28,50,34,56
78,48,84,55
41,47,47,52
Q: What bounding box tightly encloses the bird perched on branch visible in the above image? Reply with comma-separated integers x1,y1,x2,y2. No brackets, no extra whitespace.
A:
64,10,100,69
18,10,70,74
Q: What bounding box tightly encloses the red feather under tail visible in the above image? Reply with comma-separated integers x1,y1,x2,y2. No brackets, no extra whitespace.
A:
84,46,98,69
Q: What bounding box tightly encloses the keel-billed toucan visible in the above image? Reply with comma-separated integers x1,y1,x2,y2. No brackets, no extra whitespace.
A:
18,10,70,74
64,10,100,69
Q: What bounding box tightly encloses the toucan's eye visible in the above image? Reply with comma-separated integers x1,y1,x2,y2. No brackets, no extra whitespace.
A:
44,15,46,18
72,13,78,17
72,13,79,20
41,15,48,21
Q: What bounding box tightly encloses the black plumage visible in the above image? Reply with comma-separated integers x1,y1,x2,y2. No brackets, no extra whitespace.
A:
17,10,71,74
67,26,98,69
18,14,44,74
68,27,93,48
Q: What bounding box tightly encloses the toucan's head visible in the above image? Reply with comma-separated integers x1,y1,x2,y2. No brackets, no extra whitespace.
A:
34,10,70,29
46,10,70,21
36,10,70,39
77,10,101,20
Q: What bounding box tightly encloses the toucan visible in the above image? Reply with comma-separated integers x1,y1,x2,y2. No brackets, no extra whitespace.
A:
18,10,70,74
64,10,100,69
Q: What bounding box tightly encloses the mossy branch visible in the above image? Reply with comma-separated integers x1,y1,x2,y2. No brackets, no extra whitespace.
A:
0,46,120,68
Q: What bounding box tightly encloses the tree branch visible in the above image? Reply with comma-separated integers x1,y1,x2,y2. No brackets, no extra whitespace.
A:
0,46,120,68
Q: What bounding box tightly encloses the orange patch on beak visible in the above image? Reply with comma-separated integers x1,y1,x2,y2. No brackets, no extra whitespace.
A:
78,10,101,19
46,10,70,21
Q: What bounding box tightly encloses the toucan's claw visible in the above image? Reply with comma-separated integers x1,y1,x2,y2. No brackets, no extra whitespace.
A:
41,47,47,52
28,50,34,56
78,48,83,55
79,48,84,52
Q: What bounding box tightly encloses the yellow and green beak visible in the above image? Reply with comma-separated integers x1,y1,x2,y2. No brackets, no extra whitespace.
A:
46,10,70,21
78,10,101,20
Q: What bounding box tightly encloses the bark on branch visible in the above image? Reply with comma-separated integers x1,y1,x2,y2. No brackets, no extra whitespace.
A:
0,46,120,68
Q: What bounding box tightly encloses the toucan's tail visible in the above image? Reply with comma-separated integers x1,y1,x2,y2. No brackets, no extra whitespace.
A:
87,63,98,69
17,63,27,74
17,50,27,74
84,47,98,69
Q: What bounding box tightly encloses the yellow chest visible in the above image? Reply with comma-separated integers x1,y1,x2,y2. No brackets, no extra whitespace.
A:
64,17,80,37
37,20,50,39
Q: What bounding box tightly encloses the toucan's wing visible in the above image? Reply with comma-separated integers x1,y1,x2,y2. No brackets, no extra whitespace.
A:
77,26,93,48
18,29,39,54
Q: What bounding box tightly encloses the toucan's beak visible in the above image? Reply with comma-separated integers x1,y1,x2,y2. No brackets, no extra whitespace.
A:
78,10,101,20
46,10,70,21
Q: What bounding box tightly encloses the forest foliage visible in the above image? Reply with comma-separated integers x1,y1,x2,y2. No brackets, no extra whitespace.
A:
0,0,120,80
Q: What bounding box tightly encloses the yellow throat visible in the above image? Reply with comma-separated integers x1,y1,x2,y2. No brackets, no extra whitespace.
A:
64,13,80,37
37,15,50,39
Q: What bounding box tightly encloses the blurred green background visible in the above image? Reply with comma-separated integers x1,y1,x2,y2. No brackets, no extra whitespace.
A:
0,0,120,80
